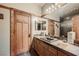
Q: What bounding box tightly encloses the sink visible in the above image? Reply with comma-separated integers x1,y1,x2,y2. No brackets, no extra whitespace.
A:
38,37,69,49
46,37,54,40
51,40,69,48
37,36,58,43
57,41,68,48
57,42,68,48
45,38,58,43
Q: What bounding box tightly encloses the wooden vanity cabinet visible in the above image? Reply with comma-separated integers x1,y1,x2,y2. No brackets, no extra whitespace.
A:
34,39,49,56
33,38,57,56
32,37,75,56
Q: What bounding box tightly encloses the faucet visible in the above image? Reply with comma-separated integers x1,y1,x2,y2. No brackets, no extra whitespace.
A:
62,35,67,42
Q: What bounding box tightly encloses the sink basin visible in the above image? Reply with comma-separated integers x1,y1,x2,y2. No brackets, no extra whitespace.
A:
57,41,69,48
37,37,58,43
57,42,68,48
45,38,58,43
46,37,54,40
51,40,69,48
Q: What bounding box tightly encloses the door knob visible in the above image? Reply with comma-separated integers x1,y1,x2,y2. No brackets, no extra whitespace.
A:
28,34,31,37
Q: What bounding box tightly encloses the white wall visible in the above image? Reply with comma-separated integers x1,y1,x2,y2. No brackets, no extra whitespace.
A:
0,8,10,56
1,3,41,16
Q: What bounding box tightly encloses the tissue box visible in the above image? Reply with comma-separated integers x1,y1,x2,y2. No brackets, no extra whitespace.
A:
67,31,75,44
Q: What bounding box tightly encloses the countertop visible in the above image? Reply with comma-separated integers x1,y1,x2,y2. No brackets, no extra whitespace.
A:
34,36,79,56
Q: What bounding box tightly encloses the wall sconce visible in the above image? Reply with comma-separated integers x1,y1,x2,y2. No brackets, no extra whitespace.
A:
0,14,4,20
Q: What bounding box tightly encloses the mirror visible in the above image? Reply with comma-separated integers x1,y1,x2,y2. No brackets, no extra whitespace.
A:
35,20,46,31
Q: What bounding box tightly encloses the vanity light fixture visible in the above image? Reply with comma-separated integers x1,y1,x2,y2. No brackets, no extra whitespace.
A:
51,4,54,8
46,8,48,12
45,3,66,14
41,3,67,17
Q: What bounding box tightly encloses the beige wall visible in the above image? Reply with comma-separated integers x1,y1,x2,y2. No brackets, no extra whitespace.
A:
1,3,41,16
0,8,10,56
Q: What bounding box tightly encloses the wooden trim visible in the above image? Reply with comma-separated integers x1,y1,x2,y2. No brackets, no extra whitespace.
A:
10,9,16,55
14,10,18,55
10,9,11,56
28,14,32,50
0,4,35,16
13,9,31,16
0,4,45,17
0,5,11,9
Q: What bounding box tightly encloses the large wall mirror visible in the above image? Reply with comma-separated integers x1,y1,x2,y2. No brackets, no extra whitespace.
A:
60,16,72,38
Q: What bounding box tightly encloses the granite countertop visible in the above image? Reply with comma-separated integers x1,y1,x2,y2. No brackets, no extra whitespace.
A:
34,36,79,56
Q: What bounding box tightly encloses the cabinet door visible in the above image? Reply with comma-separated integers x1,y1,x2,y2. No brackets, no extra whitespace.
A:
35,39,49,56
23,23,29,52
48,46,57,56
34,38,37,50
58,51,67,56
58,50,75,56
37,44,44,56
35,39,41,55
16,23,23,54
39,41,49,56
34,39,44,56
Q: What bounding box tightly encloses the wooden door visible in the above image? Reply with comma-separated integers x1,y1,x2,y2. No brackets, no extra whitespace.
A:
11,10,31,55
16,11,30,55
16,22,23,54
23,23,29,52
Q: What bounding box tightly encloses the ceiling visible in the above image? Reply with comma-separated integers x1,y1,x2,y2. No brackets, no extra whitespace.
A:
43,3,79,21
34,3,45,7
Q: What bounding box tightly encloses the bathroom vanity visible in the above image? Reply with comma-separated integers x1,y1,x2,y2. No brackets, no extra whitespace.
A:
30,37,79,56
